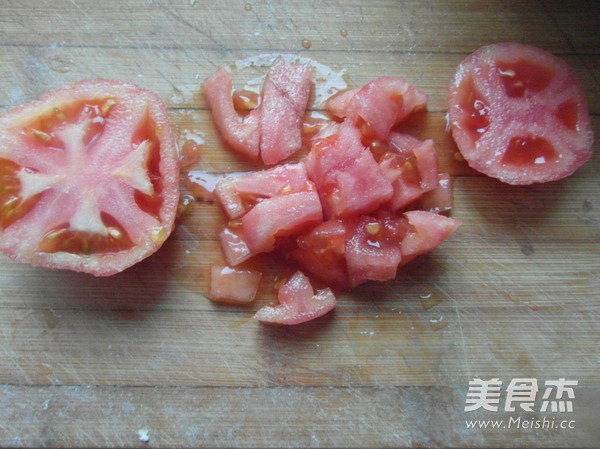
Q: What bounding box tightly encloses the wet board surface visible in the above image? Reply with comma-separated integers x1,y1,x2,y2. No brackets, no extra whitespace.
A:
0,1,599,448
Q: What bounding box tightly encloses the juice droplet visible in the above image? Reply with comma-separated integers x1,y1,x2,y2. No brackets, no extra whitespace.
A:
301,39,311,49
340,29,348,37
244,3,252,11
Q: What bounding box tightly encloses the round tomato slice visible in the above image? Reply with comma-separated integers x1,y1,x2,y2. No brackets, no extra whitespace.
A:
0,79,179,275
448,42,593,185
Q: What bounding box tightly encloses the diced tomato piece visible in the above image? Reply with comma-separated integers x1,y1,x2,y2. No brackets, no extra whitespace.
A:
203,67,260,159
208,264,262,304
345,216,409,287
253,271,337,325
379,152,423,211
218,224,254,267
306,120,393,219
292,219,350,290
327,77,428,140
379,134,440,211
260,57,313,165
448,42,593,184
416,173,454,213
412,139,439,191
241,189,323,254
326,88,359,117
323,149,394,218
400,211,461,265
0,79,179,276
388,132,422,155
215,163,310,219
304,120,362,186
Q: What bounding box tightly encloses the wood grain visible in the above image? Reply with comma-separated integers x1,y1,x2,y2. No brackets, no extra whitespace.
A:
0,0,599,448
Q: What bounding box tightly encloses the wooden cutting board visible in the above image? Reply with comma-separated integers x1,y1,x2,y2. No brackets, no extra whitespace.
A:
0,1,598,447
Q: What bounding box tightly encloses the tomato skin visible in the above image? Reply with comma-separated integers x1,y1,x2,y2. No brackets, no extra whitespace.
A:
448,42,593,185
0,79,179,276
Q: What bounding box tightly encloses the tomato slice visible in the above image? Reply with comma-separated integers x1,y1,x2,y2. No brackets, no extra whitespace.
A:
448,42,593,184
253,270,337,325
0,79,179,275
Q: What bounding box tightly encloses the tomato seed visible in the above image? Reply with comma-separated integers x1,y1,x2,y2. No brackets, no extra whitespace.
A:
365,222,381,235
30,129,52,142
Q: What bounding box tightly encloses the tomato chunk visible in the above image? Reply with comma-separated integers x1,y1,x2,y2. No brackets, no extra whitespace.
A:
253,271,337,325
203,67,260,159
260,57,313,165
0,79,179,275
400,211,461,265
204,58,313,165
218,224,254,267
448,42,593,184
379,134,441,211
292,219,350,290
345,216,409,287
416,173,454,213
327,77,428,141
241,188,323,254
306,120,393,219
215,163,310,219
208,264,262,304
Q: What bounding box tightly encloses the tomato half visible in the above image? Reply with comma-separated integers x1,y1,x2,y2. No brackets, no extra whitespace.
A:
0,79,179,275
448,43,593,184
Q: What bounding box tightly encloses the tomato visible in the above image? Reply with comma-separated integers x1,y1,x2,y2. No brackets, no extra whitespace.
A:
378,134,440,211
253,270,337,325
327,77,428,141
0,79,179,276
400,211,461,266
204,58,312,165
448,42,593,184
305,120,393,219
292,219,350,290
218,224,253,267
203,67,260,159
208,264,262,304
259,57,313,165
345,216,409,287
415,173,454,213
241,189,323,254
215,163,310,219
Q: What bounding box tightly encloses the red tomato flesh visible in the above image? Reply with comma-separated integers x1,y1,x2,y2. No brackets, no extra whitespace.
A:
0,79,179,275
241,189,323,254
259,57,313,165
203,57,313,165
215,163,310,219
400,211,461,266
305,120,393,219
327,76,428,141
253,270,337,325
448,42,593,184
208,264,262,304
345,216,409,287
203,67,260,159
292,219,350,290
